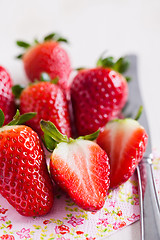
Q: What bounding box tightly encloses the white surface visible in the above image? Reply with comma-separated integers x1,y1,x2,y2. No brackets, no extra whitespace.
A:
0,0,160,239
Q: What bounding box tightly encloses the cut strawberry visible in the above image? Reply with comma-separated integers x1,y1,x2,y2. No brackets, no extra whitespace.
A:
40,121,110,211
96,118,148,188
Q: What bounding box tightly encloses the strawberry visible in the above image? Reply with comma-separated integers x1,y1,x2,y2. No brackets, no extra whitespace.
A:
12,73,71,138
16,33,71,91
0,110,54,216
96,111,148,189
0,66,16,125
40,121,110,211
70,55,129,136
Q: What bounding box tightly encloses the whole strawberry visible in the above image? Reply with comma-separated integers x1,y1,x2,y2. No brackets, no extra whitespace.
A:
40,121,110,211
16,33,71,91
0,110,54,216
71,55,129,136
13,73,71,138
0,66,16,125
96,108,148,189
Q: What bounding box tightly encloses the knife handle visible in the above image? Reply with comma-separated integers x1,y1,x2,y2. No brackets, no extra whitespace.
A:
137,157,160,240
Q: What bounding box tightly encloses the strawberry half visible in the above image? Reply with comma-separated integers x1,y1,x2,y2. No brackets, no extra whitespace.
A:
40,121,110,211
0,66,16,125
0,110,54,216
12,73,71,138
96,113,148,189
70,55,129,136
16,33,71,91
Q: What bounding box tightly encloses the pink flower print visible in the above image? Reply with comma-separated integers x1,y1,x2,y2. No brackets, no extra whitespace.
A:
0,208,8,214
16,228,31,239
109,201,116,208
7,224,12,230
0,234,15,240
132,185,138,194
57,238,70,240
127,214,140,222
134,197,139,205
113,221,126,230
0,216,7,221
43,219,51,225
67,216,84,227
55,225,70,235
97,218,109,227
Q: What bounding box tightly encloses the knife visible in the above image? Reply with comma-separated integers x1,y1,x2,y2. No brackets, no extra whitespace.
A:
123,55,160,240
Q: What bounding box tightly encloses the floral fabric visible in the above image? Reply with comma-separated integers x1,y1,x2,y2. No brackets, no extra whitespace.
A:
0,153,159,240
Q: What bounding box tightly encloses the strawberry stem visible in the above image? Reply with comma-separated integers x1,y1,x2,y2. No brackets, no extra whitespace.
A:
7,110,36,126
78,129,100,141
12,85,24,98
0,109,5,127
96,54,130,74
134,105,143,121
40,72,59,84
40,120,69,143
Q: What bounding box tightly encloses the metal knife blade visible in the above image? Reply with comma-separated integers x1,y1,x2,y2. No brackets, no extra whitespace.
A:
123,55,160,240
123,55,151,157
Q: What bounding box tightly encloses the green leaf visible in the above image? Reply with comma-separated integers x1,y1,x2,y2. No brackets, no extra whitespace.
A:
125,76,131,82
34,39,39,44
40,120,68,143
97,56,115,68
16,41,31,48
16,53,24,59
7,109,20,126
51,77,59,84
134,105,143,121
18,112,37,125
44,33,56,41
56,37,68,43
43,133,57,151
78,129,100,141
0,109,5,127
113,57,130,74
7,110,36,126
40,72,51,82
12,85,24,98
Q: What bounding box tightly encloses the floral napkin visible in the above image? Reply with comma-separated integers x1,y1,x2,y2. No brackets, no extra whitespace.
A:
0,150,159,240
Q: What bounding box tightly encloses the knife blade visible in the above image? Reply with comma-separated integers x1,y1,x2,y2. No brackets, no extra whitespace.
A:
124,55,160,240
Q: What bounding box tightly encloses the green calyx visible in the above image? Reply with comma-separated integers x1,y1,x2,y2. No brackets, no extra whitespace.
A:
97,53,130,81
16,32,68,59
134,105,143,121
40,120,100,151
0,109,36,128
40,72,59,84
12,85,25,98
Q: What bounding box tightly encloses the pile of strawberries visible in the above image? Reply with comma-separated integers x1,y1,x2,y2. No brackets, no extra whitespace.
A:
0,33,148,217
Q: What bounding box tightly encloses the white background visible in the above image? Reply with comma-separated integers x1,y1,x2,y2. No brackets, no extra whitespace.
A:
0,0,160,239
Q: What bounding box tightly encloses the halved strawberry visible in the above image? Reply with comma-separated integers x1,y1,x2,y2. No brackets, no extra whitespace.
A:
40,121,110,211
96,117,148,189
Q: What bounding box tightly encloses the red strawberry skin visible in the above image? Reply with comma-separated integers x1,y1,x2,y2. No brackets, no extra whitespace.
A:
71,68,128,136
50,140,110,211
20,82,71,138
96,119,148,188
0,66,16,125
23,41,71,90
0,125,54,216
